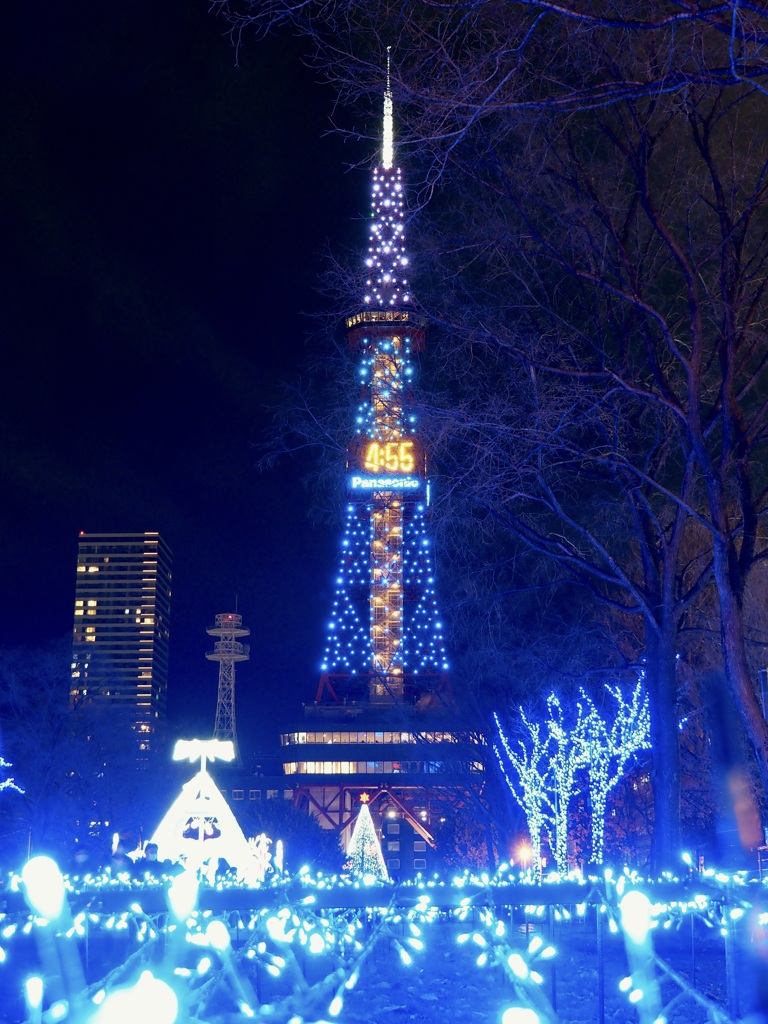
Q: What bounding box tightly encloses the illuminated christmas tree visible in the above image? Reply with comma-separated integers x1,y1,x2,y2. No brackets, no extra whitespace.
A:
347,795,389,881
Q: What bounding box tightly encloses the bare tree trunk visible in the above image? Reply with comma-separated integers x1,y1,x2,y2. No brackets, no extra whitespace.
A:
714,545,768,796
644,621,681,872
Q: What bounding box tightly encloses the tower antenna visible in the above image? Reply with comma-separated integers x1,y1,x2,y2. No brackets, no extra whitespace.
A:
382,46,394,171
206,612,250,765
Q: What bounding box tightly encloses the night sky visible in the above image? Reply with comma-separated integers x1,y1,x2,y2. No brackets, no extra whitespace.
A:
0,2,369,756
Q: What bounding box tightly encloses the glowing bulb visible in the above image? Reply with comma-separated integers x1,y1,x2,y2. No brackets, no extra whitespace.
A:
206,920,230,951
167,870,198,922
24,976,44,1009
21,856,65,921
507,953,528,978
619,890,653,945
92,971,178,1024
502,1010,540,1024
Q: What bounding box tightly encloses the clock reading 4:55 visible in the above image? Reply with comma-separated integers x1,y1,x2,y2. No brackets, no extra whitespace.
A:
364,440,416,474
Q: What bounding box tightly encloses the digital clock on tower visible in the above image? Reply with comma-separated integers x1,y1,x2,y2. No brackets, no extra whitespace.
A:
363,440,417,475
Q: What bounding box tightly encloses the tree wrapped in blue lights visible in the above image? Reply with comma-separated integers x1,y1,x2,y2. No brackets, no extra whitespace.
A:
577,683,650,865
544,695,587,874
495,681,650,871
493,709,553,879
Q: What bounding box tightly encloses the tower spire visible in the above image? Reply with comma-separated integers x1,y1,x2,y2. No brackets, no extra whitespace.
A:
382,46,393,171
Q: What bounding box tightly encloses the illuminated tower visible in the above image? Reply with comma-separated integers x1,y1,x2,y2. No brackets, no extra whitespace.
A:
317,68,450,708
206,613,250,765
281,67,482,874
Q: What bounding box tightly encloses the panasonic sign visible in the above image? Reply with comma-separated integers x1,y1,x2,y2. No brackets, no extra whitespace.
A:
350,475,421,491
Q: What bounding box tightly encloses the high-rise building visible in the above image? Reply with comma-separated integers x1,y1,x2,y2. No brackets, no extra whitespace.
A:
70,531,172,761
280,73,483,873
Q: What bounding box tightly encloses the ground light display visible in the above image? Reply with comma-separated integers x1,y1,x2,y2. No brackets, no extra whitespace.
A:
1,730,767,1020
1,849,767,1023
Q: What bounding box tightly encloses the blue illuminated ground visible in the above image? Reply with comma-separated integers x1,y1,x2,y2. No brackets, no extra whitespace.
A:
0,864,762,1024
336,914,729,1024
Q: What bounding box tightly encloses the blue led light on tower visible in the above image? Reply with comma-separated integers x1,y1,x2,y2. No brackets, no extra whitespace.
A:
317,64,451,709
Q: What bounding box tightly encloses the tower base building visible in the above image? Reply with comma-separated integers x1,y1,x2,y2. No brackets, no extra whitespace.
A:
280,706,484,874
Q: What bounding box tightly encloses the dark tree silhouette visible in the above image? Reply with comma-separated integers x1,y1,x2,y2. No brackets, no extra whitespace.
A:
216,0,768,867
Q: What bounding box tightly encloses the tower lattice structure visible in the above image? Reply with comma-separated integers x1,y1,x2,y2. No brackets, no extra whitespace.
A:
317,74,451,710
206,612,249,764
280,70,483,872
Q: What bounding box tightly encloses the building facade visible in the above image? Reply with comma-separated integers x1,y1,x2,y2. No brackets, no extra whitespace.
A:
70,531,172,761
280,79,484,874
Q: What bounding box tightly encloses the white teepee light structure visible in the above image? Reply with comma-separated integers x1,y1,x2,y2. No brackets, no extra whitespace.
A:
150,739,268,884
